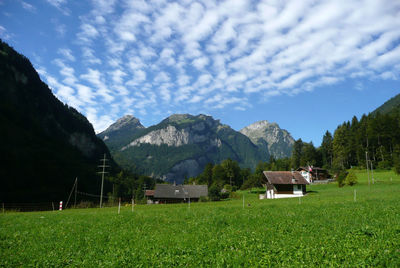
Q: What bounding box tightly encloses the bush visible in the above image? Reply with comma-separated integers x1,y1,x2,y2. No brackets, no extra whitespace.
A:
229,191,240,199
377,160,391,170
336,170,348,187
223,184,232,192
220,192,230,199
345,170,358,186
208,185,221,201
199,196,209,202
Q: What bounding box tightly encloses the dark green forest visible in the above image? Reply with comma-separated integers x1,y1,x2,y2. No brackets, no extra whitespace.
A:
0,40,119,203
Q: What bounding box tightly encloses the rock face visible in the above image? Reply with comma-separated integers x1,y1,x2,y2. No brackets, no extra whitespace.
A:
104,114,263,183
102,115,144,133
240,120,294,159
122,124,221,149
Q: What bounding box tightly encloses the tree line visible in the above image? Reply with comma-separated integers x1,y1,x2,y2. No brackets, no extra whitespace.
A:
106,105,400,201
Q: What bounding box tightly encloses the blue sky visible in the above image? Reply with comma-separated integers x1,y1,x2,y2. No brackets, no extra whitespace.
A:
1,0,399,146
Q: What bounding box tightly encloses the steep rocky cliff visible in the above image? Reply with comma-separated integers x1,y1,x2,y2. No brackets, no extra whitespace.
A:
240,120,294,159
105,114,264,183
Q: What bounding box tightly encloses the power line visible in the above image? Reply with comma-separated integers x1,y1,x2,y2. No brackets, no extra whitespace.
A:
76,191,110,199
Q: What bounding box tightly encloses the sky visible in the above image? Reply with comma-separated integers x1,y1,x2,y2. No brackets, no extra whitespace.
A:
1,0,399,146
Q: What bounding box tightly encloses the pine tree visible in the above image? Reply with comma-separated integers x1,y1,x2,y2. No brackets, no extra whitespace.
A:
291,139,303,169
320,131,333,169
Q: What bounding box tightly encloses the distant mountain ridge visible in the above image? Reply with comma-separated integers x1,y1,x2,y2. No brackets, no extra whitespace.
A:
100,114,295,183
0,40,115,202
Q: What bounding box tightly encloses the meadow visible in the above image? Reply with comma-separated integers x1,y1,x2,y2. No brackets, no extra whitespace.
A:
1,170,399,267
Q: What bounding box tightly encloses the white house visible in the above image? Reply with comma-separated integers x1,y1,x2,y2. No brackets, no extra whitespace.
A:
262,171,309,199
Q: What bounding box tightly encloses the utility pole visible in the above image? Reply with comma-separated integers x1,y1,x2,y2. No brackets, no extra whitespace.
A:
142,183,147,201
74,177,78,208
366,151,370,187
98,154,109,208
370,160,374,184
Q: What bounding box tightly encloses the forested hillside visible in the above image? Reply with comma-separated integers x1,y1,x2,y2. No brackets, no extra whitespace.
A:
287,97,400,173
371,93,400,115
0,40,117,202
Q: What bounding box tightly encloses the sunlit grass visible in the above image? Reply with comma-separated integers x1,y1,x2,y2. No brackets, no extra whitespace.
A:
1,170,399,266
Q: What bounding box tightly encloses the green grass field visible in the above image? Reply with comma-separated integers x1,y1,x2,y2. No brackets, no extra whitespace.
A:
1,170,400,267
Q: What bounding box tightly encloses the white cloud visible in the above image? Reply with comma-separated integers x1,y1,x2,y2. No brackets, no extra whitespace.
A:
36,0,400,128
21,1,36,12
82,47,101,65
46,0,69,15
0,25,12,40
58,48,75,61
46,0,66,9
192,56,209,70
54,23,66,37
78,23,99,43
154,71,170,84
80,68,114,102
110,69,127,84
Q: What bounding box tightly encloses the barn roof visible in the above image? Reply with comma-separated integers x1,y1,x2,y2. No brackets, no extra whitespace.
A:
145,190,154,197
154,184,208,199
263,171,309,185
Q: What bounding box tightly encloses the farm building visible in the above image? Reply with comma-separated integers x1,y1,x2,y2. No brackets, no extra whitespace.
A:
262,171,309,199
146,184,208,204
296,166,330,183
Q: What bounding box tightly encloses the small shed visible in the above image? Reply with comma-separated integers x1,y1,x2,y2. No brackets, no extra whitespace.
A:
263,171,309,199
146,184,208,204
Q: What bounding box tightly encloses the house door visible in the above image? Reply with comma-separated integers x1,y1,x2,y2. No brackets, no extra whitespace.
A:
293,185,302,195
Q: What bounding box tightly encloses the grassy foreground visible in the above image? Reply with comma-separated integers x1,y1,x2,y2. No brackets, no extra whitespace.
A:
1,171,400,267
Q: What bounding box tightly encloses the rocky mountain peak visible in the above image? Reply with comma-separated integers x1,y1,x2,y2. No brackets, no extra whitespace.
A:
242,120,272,130
240,120,294,159
103,115,144,133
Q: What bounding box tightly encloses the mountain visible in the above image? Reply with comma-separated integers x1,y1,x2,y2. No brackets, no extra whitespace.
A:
371,93,400,115
103,114,266,183
98,115,145,151
239,120,295,159
0,40,116,202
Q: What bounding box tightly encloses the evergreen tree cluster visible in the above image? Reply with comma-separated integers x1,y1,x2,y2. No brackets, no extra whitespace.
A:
288,104,400,174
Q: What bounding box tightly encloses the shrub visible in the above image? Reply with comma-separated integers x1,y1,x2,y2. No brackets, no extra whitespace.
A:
377,160,391,170
345,170,358,186
220,192,230,199
229,191,240,199
199,196,209,202
336,170,348,187
208,185,221,201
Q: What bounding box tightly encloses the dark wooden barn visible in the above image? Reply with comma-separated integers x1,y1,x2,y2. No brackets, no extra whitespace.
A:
146,184,208,204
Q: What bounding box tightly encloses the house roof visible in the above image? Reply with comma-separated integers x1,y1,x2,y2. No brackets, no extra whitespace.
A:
296,167,327,172
263,171,309,185
145,190,154,197
154,184,208,199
